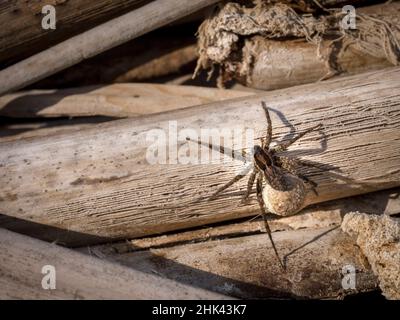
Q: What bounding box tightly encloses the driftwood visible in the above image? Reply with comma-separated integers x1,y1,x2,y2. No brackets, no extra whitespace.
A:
0,0,147,64
246,2,400,90
84,226,378,299
0,67,399,246
34,38,198,89
0,0,220,95
195,2,400,90
0,84,252,118
81,187,400,299
0,228,229,300
0,118,114,144
85,187,400,255
245,37,393,90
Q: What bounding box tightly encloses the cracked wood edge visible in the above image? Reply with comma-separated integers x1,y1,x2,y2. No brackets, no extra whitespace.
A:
0,67,400,246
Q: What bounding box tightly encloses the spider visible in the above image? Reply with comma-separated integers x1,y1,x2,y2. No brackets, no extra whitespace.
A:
187,101,322,270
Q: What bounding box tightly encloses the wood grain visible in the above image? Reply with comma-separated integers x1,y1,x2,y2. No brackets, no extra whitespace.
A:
0,0,220,95
0,228,230,300
0,83,252,118
84,187,400,255
87,226,378,299
0,67,399,246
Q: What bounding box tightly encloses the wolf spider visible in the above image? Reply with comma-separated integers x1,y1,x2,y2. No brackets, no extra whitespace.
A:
187,101,322,270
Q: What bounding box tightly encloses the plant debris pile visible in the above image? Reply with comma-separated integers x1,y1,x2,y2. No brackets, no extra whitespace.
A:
194,0,400,87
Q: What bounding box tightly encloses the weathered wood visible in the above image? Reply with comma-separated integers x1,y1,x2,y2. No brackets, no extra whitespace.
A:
245,2,399,90
246,38,393,91
0,84,252,118
35,38,198,89
0,228,230,300
0,117,114,143
0,68,399,246
84,187,400,255
0,0,220,95
0,0,148,64
86,226,378,299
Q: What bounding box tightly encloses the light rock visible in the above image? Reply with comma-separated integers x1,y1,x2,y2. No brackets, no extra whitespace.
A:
342,212,400,299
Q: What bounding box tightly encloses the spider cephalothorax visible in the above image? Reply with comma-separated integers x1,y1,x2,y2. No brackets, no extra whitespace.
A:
188,101,322,269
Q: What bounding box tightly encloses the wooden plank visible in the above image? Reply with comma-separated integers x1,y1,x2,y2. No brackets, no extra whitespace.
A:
85,226,378,299
0,67,399,246
0,228,230,300
0,84,253,118
0,0,220,95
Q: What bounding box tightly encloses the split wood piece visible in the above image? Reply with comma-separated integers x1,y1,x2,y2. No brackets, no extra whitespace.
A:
0,228,230,300
82,187,400,256
0,0,220,95
0,84,253,118
0,67,399,246
86,226,378,299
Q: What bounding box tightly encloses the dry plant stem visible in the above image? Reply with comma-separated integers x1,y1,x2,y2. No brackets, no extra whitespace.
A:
0,228,230,299
0,68,399,246
0,0,220,95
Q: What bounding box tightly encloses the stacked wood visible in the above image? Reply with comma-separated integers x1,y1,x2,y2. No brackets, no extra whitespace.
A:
0,0,220,95
0,228,229,299
80,187,400,299
0,67,399,246
194,1,400,90
0,0,148,65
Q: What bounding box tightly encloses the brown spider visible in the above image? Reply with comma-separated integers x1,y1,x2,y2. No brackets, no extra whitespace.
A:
187,101,322,270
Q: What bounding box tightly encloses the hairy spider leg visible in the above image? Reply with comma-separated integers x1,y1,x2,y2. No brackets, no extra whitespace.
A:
185,137,248,163
208,165,252,201
274,123,323,152
256,174,285,270
261,101,273,150
241,169,257,203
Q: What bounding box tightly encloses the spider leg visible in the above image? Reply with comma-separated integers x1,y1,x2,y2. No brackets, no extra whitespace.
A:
241,168,257,203
256,174,285,270
208,165,252,201
261,101,272,149
275,156,319,196
274,123,323,152
186,137,247,162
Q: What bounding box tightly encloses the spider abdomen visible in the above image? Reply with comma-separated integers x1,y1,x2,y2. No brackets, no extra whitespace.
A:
262,174,307,216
